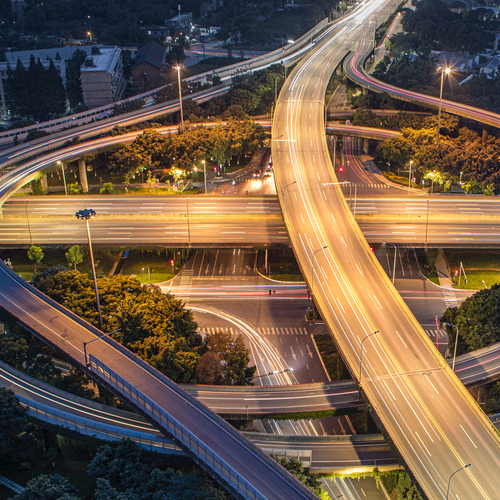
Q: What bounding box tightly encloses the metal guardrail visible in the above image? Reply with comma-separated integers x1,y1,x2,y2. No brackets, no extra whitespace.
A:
88,354,267,500
18,395,183,455
0,475,24,494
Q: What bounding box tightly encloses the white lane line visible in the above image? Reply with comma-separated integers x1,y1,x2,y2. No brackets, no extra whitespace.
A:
415,432,432,457
460,425,477,448
372,295,383,310
355,264,363,276
383,380,396,400
395,331,408,348
424,374,439,395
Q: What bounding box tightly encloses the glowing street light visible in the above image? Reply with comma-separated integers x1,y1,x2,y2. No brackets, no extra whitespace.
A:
75,209,102,330
57,161,67,195
175,66,184,133
437,67,451,146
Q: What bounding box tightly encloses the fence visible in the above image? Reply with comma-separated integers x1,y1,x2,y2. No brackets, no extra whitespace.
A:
18,395,182,455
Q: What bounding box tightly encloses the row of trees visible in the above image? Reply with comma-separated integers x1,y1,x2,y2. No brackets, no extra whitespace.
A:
379,113,500,192
5,55,66,120
108,120,266,183
33,269,255,384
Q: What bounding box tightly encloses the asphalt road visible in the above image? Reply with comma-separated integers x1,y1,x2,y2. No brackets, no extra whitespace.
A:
272,1,500,498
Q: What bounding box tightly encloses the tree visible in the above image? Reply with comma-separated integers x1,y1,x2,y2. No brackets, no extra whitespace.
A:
65,245,83,270
28,245,44,274
13,474,80,500
34,271,200,383
204,330,256,385
68,182,82,195
100,182,116,194
442,284,500,354
196,351,223,384
0,388,37,463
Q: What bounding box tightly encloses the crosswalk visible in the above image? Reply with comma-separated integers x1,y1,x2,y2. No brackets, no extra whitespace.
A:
341,183,390,190
197,326,310,336
197,326,448,343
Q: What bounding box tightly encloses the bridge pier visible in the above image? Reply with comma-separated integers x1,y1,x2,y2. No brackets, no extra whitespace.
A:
41,174,49,194
363,138,369,155
79,159,88,193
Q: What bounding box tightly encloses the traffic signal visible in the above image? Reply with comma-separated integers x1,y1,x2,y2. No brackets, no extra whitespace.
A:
170,259,174,265
339,166,344,173
455,270,459,276
370,246,374,251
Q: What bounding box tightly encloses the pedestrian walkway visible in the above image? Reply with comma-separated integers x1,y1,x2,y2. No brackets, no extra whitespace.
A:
197,326,310,336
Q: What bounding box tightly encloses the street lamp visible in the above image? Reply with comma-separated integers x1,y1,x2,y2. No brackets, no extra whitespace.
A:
359,331,379,394
202,159,207,195
446,464,471,500
57,161,67,195
408,160,413,189
309,245,328,309
141,267,144,283
25,199,32,245
284,180,297,219
83,328,121,366
444,322,459,371
175,66,185,133
383,242,397,284
187,197,190,244
437,67,451,146
245,367,293,382
75,208,102,330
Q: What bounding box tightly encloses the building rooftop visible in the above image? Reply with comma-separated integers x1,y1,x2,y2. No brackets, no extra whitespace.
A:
80,46,121,73
4,45,105,65
132,41,166,69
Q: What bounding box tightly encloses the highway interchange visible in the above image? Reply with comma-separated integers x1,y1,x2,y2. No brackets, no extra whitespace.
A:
2,0,500,498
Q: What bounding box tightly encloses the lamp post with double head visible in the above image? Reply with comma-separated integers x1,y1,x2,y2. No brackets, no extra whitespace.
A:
437,67,451,146
202,159,207,195
75,209,102,330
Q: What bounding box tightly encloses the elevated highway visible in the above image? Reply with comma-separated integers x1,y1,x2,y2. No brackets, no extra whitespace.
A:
272,0,500,498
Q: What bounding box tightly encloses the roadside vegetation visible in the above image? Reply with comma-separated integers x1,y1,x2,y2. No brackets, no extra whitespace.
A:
256,245,304,281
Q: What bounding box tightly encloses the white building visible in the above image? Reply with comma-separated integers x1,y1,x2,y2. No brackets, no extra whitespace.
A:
80,46,124,109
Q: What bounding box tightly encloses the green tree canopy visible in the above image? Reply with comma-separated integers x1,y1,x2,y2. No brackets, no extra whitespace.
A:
442,284,500,354
65,245,83,271
13,474,80,500
28,245,44,274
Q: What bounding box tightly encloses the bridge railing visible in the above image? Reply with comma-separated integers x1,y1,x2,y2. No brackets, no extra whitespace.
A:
89,354,267,500
17,395,182,454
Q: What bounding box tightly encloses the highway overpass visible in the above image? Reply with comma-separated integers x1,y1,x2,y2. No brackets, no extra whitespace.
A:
272,0,500,498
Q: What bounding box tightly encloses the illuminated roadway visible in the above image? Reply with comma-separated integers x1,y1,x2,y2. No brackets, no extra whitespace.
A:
272,0,500,498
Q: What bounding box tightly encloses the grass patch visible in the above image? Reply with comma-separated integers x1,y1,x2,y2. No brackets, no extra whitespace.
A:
256,245,304,281
120,249,180,283
312,334,351,382
0,247,122,282
381,170,421,188
445,249,500,290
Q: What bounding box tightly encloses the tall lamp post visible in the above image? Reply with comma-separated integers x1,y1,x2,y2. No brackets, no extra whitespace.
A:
202,159,207,195
437,67,451,146
359,331,379,395
446,464,471,500
284,180,297,220
75,209,102,330
309,245,328,309
408,160,413,189
187,198,190,244
175,66,185,133
25,199,33,245
444,322,460,371
383,242,397,284
57,161,67,195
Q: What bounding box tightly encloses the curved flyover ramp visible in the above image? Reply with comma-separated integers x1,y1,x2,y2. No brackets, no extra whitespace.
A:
272,0,500,499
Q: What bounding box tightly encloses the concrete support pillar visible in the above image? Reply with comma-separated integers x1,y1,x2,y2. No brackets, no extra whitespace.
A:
363,87,368,95
41,174,49,194
363,138,369,155
79,159,88,193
